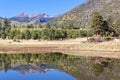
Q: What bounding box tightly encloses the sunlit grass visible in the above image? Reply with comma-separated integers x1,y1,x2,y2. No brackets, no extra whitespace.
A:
0,38,120,58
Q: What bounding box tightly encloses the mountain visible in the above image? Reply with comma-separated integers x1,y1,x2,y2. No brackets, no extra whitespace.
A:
10,12,55,24
52,0,120,28
0,17,3,19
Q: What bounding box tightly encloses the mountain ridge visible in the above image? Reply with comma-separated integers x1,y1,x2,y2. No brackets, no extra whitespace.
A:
1,0,120,27
52,0,120,28
9,12,56,24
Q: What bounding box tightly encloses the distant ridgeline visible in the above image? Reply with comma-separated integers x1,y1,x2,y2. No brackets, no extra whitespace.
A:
9,13,56,24
1,0,120,28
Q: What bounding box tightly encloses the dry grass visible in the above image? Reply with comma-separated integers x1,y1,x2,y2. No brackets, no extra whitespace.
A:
0,38,120,58
68,41,120,51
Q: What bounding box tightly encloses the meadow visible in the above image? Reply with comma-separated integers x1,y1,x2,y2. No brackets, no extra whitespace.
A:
0,38,120,58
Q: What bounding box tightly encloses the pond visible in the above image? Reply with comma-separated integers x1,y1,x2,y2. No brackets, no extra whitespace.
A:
0,53,120,80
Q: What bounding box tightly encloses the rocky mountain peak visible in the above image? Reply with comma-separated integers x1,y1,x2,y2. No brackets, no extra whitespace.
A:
16,12,42,18
10,12,55,23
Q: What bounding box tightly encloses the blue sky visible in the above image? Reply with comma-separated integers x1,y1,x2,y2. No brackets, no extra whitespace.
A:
0,0,86,18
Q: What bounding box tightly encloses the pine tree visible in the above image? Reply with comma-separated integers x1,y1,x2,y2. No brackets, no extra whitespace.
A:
24,30,31,40
91,12,104,35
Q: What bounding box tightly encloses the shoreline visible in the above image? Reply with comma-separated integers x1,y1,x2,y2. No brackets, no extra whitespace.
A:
0,38,120,58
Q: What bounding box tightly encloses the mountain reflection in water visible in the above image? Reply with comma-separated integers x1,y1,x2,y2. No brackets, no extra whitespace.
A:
0,53,77,80
0,52,120,80
0,63,76,80
12,64,54,74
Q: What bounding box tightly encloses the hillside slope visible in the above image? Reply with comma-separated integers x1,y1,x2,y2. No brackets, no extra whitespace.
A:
52,0,120,28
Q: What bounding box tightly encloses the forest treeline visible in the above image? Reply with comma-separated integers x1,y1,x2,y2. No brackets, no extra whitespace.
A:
0,19,91,41
0,27,89,41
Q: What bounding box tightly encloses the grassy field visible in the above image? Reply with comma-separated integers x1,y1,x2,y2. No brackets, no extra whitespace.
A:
0,38,120,58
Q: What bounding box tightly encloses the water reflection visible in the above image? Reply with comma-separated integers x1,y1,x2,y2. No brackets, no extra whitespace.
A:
0,64,76,80
0,53,120,80
0,53,76,80
12,64,54,74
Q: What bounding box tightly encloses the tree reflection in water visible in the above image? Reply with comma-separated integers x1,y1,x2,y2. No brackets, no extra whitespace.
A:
0,52,120,80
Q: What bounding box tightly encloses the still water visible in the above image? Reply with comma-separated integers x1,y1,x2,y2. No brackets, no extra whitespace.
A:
0,53,120,80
